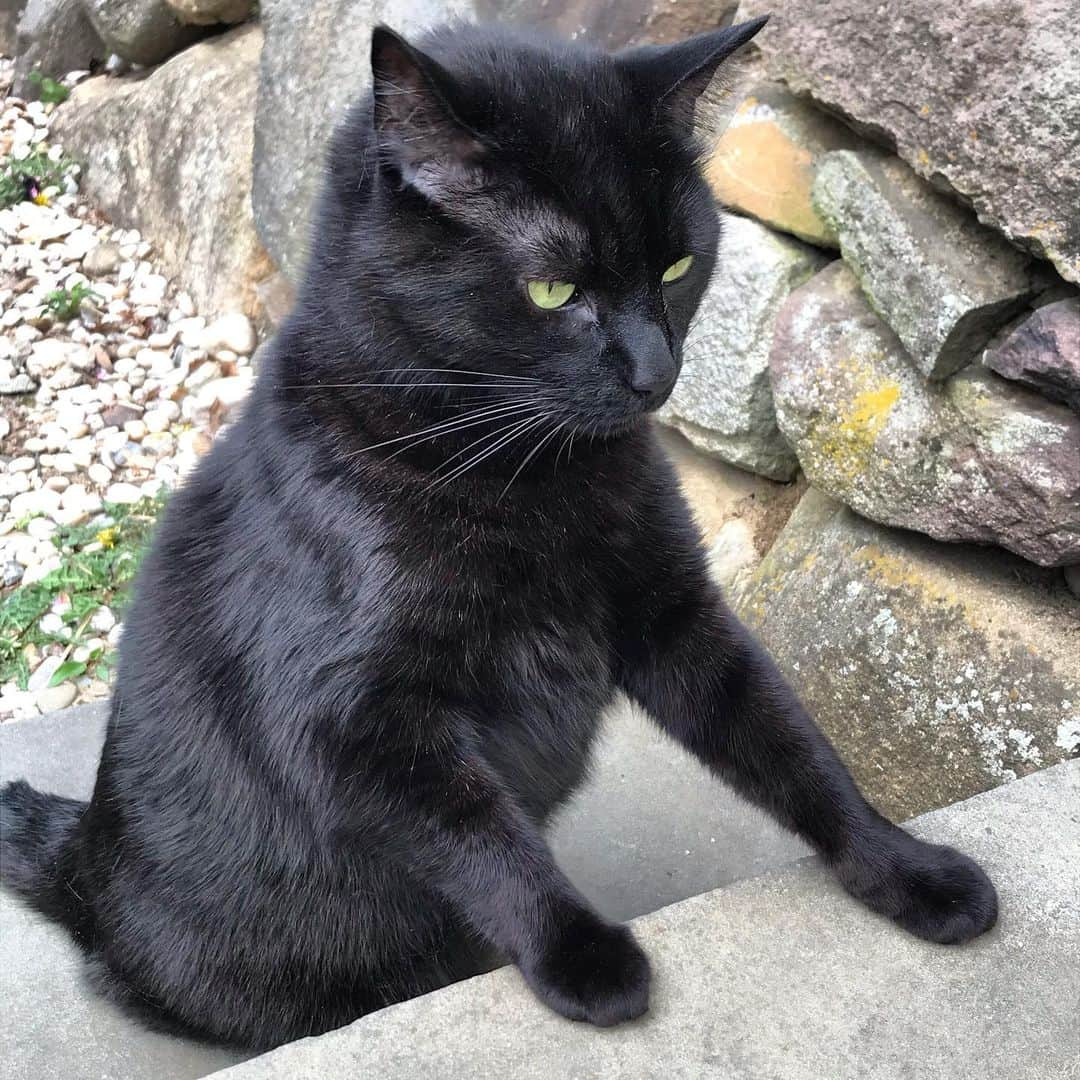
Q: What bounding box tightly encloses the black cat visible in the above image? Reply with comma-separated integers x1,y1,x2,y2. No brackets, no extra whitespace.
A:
0,18,997,1050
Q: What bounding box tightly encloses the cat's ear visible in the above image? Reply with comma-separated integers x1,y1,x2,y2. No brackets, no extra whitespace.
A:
370,25,487,203
618,16,769,130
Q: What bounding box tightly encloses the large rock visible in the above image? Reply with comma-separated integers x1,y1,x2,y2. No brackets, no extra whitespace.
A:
1,0,27,53
812,150,1039,380
480,0,739,49
983,297,1080,412
52,26,273,319
253,0,476,282
165,0,251,24
705,80,861,247
769,262,1080,567
736,0,1080,284
733,488,1080,820
12,0,106,96
83,0,203,65
659,214,828,480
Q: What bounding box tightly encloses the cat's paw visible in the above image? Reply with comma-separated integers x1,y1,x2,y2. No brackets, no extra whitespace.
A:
835,826,998,945
520,911,650,1027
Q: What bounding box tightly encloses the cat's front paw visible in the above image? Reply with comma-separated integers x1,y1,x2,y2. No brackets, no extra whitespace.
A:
835,825,998,944
520,910,650,1027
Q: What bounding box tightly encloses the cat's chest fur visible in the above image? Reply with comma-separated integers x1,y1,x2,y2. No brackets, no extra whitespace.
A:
375,472,642,818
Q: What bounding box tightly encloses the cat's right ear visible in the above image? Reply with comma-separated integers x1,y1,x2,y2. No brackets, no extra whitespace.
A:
370,26,487,204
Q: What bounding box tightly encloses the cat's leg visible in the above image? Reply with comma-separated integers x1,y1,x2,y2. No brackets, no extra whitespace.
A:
614,526,997,943
352,735,650,1026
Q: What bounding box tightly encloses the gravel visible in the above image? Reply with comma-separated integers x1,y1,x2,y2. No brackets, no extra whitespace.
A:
1,55,259,721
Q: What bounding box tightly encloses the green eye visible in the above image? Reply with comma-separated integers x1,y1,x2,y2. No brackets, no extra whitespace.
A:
662,255,694,284
527,281,576,310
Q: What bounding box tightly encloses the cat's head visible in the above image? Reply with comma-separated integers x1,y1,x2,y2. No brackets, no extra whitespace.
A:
310,18,766,440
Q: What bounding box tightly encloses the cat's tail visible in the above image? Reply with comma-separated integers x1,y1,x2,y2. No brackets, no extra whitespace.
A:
0,779,88,929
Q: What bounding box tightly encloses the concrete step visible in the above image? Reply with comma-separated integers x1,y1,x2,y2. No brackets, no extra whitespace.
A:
210,757,1080,1080
1,698,809,1079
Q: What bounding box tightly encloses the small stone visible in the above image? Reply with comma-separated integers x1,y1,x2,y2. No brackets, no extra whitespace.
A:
27,655,64,693
88,463,113,487
200,313,256,358
48,365,84,391
124,419,148,441
105,482,142,505
9,487,63,520
102,402,143,428
82,242,123,278
8,457,35,473
983,297,1080,411
184,360,222,390
90,606,117,634
34,682,78,712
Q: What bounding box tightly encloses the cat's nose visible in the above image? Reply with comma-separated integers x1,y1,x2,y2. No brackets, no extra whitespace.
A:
625,320,676,405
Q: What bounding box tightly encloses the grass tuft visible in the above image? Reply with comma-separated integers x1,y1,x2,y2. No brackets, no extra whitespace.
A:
1,493,167,690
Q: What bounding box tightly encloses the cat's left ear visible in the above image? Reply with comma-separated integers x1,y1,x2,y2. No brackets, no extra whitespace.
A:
370,25,487,202
618,15,769,129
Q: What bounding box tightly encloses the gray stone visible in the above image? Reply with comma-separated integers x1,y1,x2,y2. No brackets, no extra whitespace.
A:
253,0,476,281
983,296,1080,411
732,488,1080,820
478,0,739,50
82,241,123,278
770,262,1080,566
165,0,251,25
0,368,36,394
705,78,863,247
52,26,274,319
812,150,1039,379
659,214,828,480
12,0,106,97
737,0,1080,284
212,759,1080,1080
83,0,203,65
1,0,27,54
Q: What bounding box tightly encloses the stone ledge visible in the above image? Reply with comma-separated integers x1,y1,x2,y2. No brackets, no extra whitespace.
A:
213,759,1080,1080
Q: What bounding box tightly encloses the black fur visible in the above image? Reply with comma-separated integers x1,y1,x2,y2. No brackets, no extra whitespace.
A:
0,19,996,1050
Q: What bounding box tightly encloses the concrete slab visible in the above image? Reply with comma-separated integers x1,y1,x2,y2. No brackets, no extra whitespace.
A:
1,697,809,1077
213,759,1080,1080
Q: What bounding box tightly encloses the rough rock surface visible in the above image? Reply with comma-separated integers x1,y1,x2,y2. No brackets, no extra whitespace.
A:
983,297,1080,411
812,150,1039,380
165,0,250,24
706,81,861,247
480,0,739,49
1,0,26,53
660,214,828,480
83,0,203,65
732,489,1080,820
253,0,475,281
737,0,1080,284
12,0,106,95
52,25,273,318
769,262,1080,567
